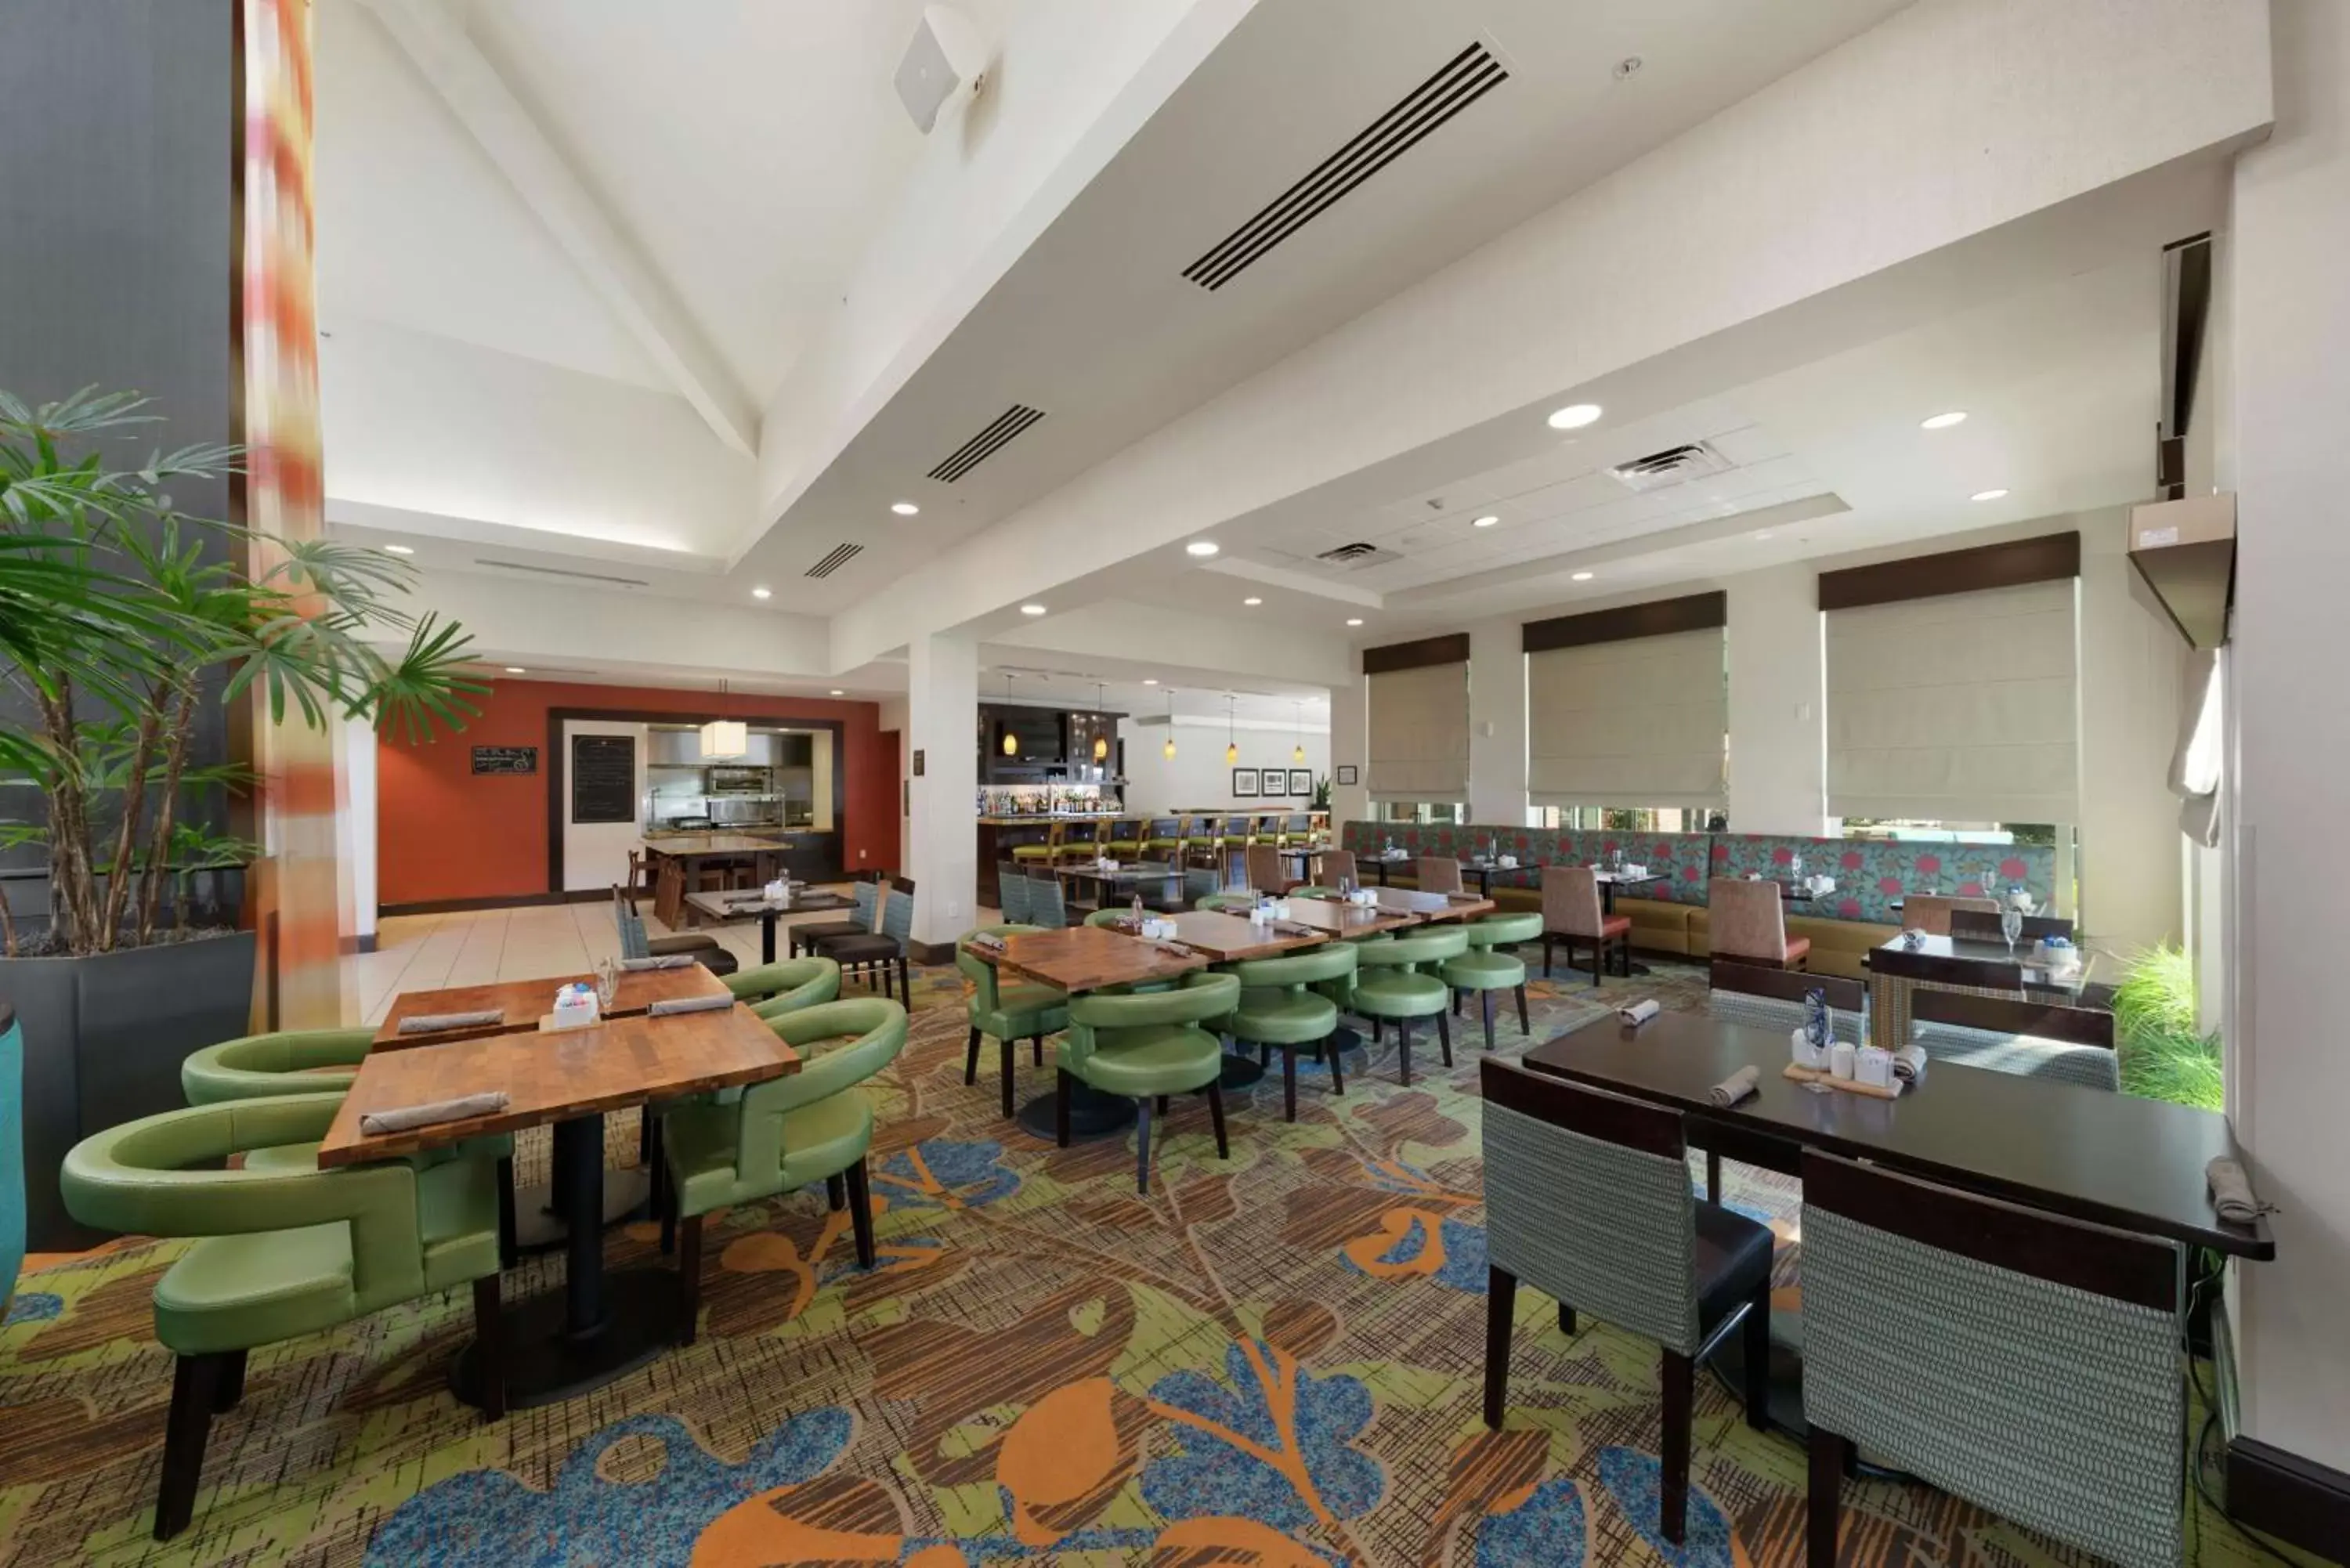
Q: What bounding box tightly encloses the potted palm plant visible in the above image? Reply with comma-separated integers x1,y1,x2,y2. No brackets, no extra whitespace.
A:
1,388,483,1246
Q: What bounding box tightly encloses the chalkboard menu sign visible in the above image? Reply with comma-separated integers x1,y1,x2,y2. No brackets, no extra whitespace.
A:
471,746,537,775
570,735,636,825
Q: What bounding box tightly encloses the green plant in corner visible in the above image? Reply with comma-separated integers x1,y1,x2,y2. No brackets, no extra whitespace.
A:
0,387,486,956
2111,941,2223,1111
1311,773,1331,811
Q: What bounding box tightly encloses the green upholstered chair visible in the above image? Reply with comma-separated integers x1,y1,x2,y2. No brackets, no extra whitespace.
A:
1083,908,1131,929
1104,818,1149,855
1026,875,1070,930
1198,892,1257,914
996,866,1034,924
956,924,1068,1116
60,1093,508,1538
660,998,908,1343
1141,817,1184,857
1800,1150,2184,1568
1222,945,1355,1121
1057,972,1241,1193
180,1027,375,1106
1351,927,1470,1086
1444,912,1543,1053
1009,826,1061,865
728,956,841,1015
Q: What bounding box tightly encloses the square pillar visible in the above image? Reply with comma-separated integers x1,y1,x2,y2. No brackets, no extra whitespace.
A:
906,632,979,950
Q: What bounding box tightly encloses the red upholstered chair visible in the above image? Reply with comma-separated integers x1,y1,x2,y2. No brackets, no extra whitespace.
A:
1541,865,1629,986
1708,879,1810,970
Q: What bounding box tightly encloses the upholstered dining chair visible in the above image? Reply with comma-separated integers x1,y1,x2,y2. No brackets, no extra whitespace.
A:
1540,865,1628,985
616,885,738,977
728,956,842,1017
1143,817,1185,858
1056,972,1242,1193
1352,927,1470,1086
1444,912,1542,1052
660,998,908,1344
1908,990,2120,1090
61,1094,510,1538
790,876,880,958
1178,866,1223,910
1708,878,1810,970
1009,824,1061,868
1221,945,1356,1120
1198,891,1258,914
1705,962,1864,1043
994,865,1033,925
1799,1150,2184,1568
1318,847,1359,888
957,924,1068,1116
1480,1060,1772,1548
1900,894,1998,936
816,876,915,1000
1245,843,1300,896
180,1027,376,1105
1415,855,1463,894
1026,874,1070,930
1104,817,1149,856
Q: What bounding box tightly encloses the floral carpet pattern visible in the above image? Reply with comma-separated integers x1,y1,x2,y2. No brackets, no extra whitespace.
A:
0,960,2307,1566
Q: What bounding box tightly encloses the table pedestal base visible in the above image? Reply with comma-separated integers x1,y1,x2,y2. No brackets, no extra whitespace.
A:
511,1169,652,1252
1015,1083,1137,1143
451,1270,680,1411
1705,1327,1908,1480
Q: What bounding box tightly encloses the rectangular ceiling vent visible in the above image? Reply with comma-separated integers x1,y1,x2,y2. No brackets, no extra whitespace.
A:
804,542,865,579
1182,40,1509,291
928,403,1046,482
472,558,648,589
1609,441,1735,494
1314,541,1404,569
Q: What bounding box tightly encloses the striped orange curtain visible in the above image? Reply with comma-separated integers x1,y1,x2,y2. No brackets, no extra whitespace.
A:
241,0,352,1028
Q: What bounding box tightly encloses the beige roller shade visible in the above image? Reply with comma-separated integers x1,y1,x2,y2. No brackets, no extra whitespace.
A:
1367,661,1469,800
1527,627,1726,808
1826,578,2079,822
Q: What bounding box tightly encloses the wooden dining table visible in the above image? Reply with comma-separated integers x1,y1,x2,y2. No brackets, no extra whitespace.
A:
321,1002,801,1409
1865,930,2098,1048
371,966,732,1050
682,884,855,963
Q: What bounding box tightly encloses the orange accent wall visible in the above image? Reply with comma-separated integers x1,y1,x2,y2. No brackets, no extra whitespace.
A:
376,679,898,909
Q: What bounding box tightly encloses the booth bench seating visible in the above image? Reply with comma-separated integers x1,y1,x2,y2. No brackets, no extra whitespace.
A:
1334,823,2058,983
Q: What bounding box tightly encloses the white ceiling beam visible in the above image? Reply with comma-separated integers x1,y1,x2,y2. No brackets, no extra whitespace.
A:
356,0,758,458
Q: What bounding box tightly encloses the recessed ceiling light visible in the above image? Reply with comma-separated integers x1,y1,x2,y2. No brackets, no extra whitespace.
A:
1547,403,1603,431
1243,596,1263,606
830,688,844,696
751,586,772,599
503,666,526,674
1921,410,1969,430
1345,617,1365,627
1020,603,1047,616
890,501,920,516
1970,488,2009,502
1185,540,1220,558
1472,515,1500,528
381,544,414,555
1571,571,1595,582
1142,678,1159,687
1755,530,1773,540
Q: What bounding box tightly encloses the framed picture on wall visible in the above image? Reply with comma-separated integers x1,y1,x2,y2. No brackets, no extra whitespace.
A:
1231,768,1260,797
1335,764,1358,786
1288,768,1314,797
1258,771,1288,798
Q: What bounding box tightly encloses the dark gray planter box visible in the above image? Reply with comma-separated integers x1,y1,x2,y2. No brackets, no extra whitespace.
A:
4,930,257,1251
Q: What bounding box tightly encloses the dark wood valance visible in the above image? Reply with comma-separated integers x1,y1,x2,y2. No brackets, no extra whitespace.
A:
1818,531,2081,612
1521,591,1726,654
1361,632,1471,675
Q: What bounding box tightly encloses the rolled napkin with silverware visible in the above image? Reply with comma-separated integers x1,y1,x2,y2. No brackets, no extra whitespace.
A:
648,994,734,1017
1892,1042,1929,1084
1618,999,1660,1028
1708,1064,1761,1107
2207,1157,2267,1225
360,1091,509,1136
620,954,695,971
968,930,1006,951
398,1010,503,1036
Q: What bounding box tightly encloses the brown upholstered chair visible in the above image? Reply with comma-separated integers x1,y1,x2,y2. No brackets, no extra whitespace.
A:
1318,847,1359,888
1901,894,1998,936
1244,843,1300,897
1708,879,1810,970
1541,865,1629,985
1415,856,1462,894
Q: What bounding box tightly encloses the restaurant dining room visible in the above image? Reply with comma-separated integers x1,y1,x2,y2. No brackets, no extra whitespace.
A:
2,1,2346,1564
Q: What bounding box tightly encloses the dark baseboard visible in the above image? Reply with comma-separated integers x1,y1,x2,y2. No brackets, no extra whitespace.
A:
378,890,606,918
355,933,377,954
2228,1434,2350,1559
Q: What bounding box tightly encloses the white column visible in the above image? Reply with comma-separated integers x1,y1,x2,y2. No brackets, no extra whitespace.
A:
2226,0,2350,1474
1466,622,1528,827
907,631,979,948
1726,566,1825,835
2073,514,2187,953
1327,674,1368,827
338,714,378,951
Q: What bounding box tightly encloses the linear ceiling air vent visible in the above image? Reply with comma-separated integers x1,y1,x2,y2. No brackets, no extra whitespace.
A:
928,404,1046,482
1315,541,1403,569
1608,441,1734,494
472,558,649,589
1182,40,1509,291
804,542,865,579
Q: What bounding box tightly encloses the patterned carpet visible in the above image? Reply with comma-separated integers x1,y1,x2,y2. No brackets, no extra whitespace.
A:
0,959,2316,1566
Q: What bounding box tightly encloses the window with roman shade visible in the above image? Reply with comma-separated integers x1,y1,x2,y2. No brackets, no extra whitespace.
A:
1821,534,2081,823
1365,636,1469,801
1523,594,1727,810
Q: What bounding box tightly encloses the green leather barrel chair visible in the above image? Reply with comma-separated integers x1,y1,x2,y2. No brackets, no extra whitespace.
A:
1352,927,1471,1086
1198,893,1258,914
180,1027,376,1106
60,1093,509,1539
1083,907,1131,929
660,998,907,1344
728,956,842,1017
1220,945,1357,1121
1057,972,1242,1194
1443,912,1545,1053
956,924,1068,1118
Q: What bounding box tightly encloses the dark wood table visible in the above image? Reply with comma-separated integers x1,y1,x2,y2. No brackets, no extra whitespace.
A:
1363,887,1495,922
322,1003,802,1409
1153,909,1328,963
642,833,786,890
683,885,855,963
371,966,732,1050
1279,895,1421,938
1051,860,1186,912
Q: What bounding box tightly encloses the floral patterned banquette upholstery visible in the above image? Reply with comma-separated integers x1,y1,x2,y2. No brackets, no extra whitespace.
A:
1336,823,2057,981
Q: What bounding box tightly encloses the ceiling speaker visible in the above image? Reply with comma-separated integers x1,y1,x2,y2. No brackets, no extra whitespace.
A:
895,5,988,134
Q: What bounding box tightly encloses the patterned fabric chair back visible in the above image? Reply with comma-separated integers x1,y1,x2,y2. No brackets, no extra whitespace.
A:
1149,817,1182,841
1028,876,1069,930
653,856,689,930
1708,879,1791,962
880,878,915,943
1902,894,1998,936
1244,844,1284,894
1479,1059,1700,1355
1542,865,1604,937
1706,962,1864,1042
996,869,1032,925
1183,867,1222,904
848,879,881,933
613,887,652,960
1800,1151,2184,1568
1319,848,1358,887
1416,856,1462,894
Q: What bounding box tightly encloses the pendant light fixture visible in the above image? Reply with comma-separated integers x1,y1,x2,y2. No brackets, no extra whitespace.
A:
1162,689,1177,760
1224,694,1238,767
1091,681,1109,763
1292,700,1306,764
1000,672,1018,757
700,679,747,758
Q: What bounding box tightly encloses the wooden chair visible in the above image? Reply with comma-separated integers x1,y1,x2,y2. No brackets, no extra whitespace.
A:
1416,855,1463,894
1708,879,1810,970
817,876,915,1001
1244,842,1300,896
1480,1059,1772,1548
1900,894,1998,936
1318,847,1359,889
1948,907,2074,943
1801,1150,2184,1568
625,848,658,901
1541,865,1628,985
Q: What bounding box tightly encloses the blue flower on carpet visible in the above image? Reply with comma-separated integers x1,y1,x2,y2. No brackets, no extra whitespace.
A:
1594,1446,1741,1564
1474,1475,1587,1566
3,1292,63,1326
1141,1339,1383,1537
1341,1212,1488,1294
365,1407,851,1567
875,1137,1020,1209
